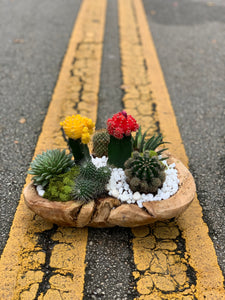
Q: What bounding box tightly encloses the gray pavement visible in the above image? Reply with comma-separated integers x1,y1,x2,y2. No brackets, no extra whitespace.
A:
0,0,81,253
84,2,137,298
143,0,225,275
0,0,225,296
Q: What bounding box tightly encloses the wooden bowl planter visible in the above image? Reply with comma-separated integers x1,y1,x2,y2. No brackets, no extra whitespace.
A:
23,153,196,228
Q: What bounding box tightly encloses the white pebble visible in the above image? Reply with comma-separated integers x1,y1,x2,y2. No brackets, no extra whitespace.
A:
120,193,130,201
36,185,45,197
111,189,119,198
133,192,141,201
137,200,143,208
38,190,45,197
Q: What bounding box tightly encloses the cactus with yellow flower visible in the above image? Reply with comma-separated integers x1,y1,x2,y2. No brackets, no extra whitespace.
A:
60,114,95,164
27,111,168,205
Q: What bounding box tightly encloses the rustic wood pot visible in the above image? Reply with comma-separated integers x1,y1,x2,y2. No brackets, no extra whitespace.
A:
23,154,196,228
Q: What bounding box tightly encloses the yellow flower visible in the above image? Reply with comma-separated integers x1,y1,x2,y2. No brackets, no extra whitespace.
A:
81,132,90,144
60,115,95,142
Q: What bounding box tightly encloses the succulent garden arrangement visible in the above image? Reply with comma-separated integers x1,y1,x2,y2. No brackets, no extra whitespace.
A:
28,111,180,208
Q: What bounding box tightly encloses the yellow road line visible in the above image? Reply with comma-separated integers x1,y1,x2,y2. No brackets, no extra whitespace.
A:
0,0,107,299
119,0,225,299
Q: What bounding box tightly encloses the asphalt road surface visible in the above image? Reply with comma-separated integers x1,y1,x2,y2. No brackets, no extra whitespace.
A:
142,0,225,275
0,0,82,253
0,0,224,291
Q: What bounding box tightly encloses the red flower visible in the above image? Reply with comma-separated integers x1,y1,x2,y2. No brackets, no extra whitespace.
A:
107,111,139,139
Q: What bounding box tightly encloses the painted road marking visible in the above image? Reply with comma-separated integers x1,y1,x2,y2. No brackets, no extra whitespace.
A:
0,0,106,299
119,0,225,299
1,0,225,299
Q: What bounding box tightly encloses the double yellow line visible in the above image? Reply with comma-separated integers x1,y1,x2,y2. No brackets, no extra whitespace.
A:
0,0,224,299
0,1,106,299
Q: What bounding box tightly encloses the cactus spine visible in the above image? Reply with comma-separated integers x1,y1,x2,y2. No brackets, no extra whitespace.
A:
124,151,166,194
92,130,110,157
73,178,97,203
80,159,97,179
72,160,111,203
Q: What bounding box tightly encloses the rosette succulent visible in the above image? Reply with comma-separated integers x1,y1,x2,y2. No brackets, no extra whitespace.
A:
28,149,74,187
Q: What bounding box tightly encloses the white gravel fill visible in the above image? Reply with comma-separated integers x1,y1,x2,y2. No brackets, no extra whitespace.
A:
92,156,179,208
36,156,179,208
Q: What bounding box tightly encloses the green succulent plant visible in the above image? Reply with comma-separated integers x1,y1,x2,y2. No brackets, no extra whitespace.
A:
80,159,97,179
44,166,80,202
71,160,111,203
124,150,166,194
72,178,98,203
96,166,111,184
28,149,74,187
132,126,169,157
92,130,110,157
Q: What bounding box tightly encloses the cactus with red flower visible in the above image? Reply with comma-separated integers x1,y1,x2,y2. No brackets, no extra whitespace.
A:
107,111,139,168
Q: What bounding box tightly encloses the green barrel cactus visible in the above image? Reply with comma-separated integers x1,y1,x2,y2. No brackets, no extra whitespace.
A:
124,150,166,194
92,130,110,157
28,149,74,187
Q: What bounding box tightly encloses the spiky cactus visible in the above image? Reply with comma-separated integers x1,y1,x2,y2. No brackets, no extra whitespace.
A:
124,151,166,194
28,149,74,187
92,130,110,157
71,160,111,203
80,160,97,179
96,166,111,183
72,178,98,203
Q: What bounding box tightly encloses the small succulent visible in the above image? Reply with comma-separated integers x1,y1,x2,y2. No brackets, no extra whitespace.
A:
96,166,111,184
132,126,169,157
28,149,74,187
124,150,166,194
44,166,80,202
72,178,98,203
71,160,111,203
92,130,110,157
80,159,97,179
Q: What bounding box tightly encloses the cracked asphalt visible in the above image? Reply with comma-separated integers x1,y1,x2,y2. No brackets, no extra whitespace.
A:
0,0,225,297
0,0,82,253
142,0,225,275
